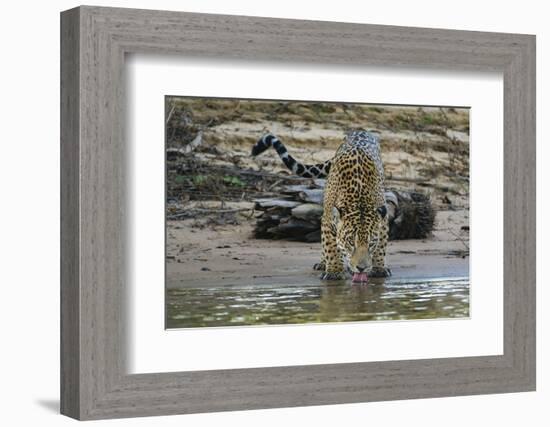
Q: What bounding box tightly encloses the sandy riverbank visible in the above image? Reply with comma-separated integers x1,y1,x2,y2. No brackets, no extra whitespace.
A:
166,208,468,288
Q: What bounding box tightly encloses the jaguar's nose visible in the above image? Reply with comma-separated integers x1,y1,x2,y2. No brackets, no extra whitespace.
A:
356,266,366,273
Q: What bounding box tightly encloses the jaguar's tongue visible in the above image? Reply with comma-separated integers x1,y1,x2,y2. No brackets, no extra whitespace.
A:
352,272,369,283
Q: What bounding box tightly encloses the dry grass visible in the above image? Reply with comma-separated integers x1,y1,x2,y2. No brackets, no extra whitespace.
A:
166,97,470,211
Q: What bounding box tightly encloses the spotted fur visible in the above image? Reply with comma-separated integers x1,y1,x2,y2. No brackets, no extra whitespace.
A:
253,130,391,280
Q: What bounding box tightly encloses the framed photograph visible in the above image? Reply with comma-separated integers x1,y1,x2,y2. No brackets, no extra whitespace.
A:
164,97,470,329
61,6,536,420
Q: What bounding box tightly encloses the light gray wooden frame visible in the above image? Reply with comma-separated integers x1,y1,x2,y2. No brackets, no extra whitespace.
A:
60,5,536,421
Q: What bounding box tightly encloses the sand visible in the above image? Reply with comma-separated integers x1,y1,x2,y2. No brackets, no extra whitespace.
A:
166,207,469,288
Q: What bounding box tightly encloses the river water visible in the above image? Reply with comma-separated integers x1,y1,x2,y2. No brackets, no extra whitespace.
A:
166,277,469,329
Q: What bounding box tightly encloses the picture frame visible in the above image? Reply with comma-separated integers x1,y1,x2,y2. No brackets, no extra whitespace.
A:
60,5,536,420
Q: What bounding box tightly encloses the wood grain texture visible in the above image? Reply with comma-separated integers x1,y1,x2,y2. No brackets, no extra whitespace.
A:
60,7,80,419
60,6,536,420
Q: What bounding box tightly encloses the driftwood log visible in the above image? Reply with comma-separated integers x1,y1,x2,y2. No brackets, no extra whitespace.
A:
254,179,435,242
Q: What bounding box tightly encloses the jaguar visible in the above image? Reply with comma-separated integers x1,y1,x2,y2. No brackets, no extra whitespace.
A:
251,130,391,282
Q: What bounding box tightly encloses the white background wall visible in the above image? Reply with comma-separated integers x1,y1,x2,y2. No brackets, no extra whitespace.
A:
0,0,546,425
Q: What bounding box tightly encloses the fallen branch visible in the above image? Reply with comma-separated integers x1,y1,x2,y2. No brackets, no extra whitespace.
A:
165,104,175,125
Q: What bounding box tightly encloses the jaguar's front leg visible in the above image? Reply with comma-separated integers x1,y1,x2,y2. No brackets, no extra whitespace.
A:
369,219,391,278
312,240,326,271
312,260,325,271
319,221,346,281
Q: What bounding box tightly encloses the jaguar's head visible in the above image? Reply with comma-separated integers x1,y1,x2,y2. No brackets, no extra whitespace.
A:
332,204,387,282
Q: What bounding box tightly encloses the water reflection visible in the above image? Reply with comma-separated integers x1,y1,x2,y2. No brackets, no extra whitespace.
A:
166,277,469,328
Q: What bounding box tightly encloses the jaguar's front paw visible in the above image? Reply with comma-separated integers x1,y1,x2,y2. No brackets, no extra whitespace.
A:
368,267,392,278
320,271,346,281
313,261,326,271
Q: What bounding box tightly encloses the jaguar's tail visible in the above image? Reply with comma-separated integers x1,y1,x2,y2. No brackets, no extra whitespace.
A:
251,133,331,178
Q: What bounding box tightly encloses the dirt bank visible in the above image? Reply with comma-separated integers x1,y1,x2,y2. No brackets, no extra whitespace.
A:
166,207,468,288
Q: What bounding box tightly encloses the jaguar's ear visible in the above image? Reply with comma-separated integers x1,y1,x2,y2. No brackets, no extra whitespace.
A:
377,205,387,219
332,206,342,224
